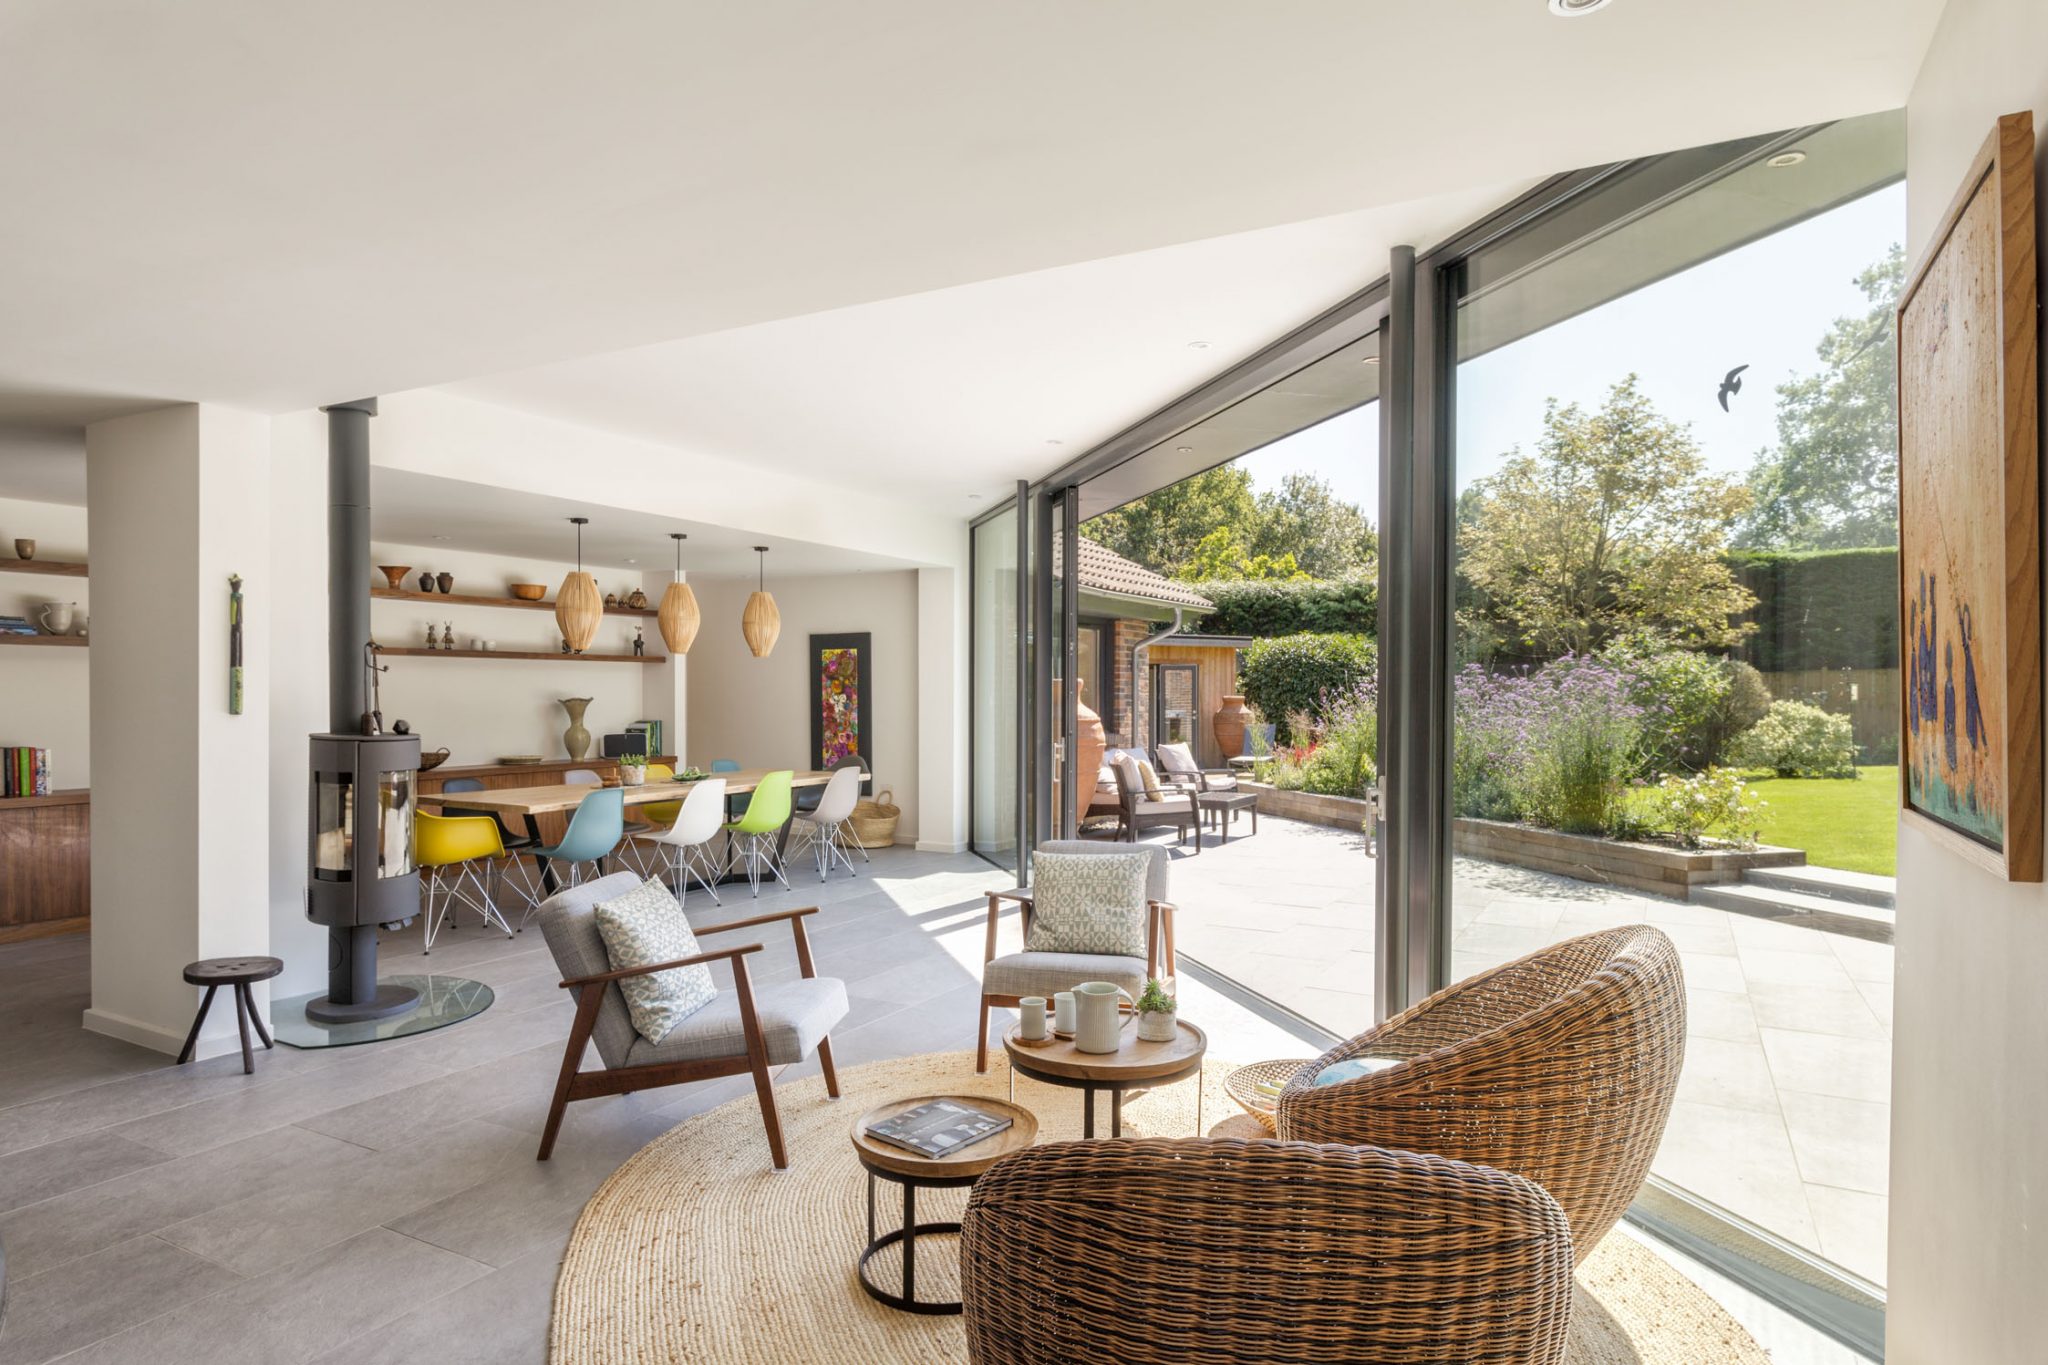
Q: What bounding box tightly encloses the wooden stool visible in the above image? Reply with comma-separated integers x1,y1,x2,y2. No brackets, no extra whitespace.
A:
177,956,284,1074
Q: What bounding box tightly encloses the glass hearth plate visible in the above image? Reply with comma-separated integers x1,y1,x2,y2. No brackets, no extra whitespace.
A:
272,973,493,1049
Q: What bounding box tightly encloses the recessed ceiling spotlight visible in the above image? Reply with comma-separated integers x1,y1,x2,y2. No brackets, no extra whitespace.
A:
431,534,452,541
1187,340,1210,350
1175,446,1194,454
1548,0,1612,14
1046,438,1063,445
1766,150,1808,168
1362,355,1381,365
625,558,637,565
967,493,984,501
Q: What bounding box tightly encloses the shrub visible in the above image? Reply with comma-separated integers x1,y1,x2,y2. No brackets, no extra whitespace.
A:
1600,636,1730,773
1186,574,1377,637
1240,633,1375,742
1454,658,1644,833
1729,700,1858,778
1705,661,1774,764
1631,767,1769,849
1300,682,1377,799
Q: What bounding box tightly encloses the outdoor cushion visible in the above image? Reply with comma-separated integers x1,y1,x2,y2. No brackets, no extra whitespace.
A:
1136,760,1165,799
622,974,847,1067
593,876,718,1046
984,951,1147,1001
1158,743,1198,775
1025,850,1150,957
537,871,650,1070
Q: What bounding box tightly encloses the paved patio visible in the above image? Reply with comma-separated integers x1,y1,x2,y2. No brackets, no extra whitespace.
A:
1165,816,1892,1287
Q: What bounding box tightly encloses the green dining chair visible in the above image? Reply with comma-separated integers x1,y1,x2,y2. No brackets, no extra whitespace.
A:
526,786,626,922
724,770,793,896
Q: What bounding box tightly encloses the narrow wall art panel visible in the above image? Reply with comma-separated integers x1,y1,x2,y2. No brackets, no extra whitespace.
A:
811,632,872,772
1897,111,2041,881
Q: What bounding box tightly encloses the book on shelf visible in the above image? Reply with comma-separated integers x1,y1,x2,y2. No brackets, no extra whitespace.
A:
864,1099,1013,1159
628,719,662,758
2,746,51,797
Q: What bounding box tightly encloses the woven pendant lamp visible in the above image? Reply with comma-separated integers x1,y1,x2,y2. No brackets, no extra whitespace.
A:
741,545,780,658
658,532,701,654
554,516,603,653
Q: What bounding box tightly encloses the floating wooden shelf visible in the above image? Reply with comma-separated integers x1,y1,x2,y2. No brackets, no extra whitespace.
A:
374,646,662,665
0,559,88,578
372,586,658,618
0,634,86,649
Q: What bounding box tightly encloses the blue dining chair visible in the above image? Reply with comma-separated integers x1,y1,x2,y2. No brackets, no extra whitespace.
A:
525,787,626,924
709,759,741,772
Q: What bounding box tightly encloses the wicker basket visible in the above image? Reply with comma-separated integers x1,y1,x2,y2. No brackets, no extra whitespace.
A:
1223,1059,1313,1134
849,788,900,849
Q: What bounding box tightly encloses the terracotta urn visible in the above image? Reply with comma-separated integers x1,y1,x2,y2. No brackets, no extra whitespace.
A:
1214,694,1252,762
1074,697,1107,829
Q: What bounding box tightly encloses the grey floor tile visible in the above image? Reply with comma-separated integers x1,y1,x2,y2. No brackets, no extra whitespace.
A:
294,1044,563,1151
303,1244,559,1365
0,1234,242,1365
0,1130,168,1215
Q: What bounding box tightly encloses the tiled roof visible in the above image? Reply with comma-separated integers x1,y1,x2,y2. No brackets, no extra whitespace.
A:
1068,537,1213,611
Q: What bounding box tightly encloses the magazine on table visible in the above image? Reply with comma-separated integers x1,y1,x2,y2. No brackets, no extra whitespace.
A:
865,1100,1013,1158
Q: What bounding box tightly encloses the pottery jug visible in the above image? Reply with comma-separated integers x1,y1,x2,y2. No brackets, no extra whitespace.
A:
38,601,75,636
560,697,594,761
1072,980,1135,1054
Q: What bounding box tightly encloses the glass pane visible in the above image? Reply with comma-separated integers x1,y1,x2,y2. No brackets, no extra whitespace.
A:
313,772,352,879
378,770,415,878
1448,116,1901,1289
1076,624,1103,717
1082,328,1380,1036
1049,495,1070,840
972,506,1021,866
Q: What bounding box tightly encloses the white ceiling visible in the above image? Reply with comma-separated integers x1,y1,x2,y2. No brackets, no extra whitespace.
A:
370,468,918,579
0,0,1942,439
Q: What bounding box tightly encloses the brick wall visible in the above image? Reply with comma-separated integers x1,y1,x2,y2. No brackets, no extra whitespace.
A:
1110,619,1151,747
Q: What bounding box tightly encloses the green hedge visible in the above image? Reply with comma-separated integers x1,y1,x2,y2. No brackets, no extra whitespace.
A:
1725,548,1896,672
1184,573,1377,638
1239,633,1376,742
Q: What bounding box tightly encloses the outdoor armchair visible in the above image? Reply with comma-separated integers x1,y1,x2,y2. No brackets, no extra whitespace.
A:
1275,923,1685,1262
975,840,1176,1072
1154,740,1239,792
962,1137,1574,1365
535,871,847,1167
1109,755,1202,850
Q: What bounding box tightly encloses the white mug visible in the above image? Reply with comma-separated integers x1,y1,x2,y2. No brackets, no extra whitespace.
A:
1052,991,1077,1036
1018,996,1047,1041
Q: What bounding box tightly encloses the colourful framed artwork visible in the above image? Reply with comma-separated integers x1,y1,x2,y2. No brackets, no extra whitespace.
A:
1896,110,2041,881
810,633,872,772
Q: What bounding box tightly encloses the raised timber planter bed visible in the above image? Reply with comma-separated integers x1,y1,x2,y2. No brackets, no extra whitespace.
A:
1241,781,1374,833
1451,819,1804,900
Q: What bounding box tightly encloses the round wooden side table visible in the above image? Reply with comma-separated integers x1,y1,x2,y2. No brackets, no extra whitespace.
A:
176,956,283,1074
1003,1019,1207,1139
850,1094,1037,1315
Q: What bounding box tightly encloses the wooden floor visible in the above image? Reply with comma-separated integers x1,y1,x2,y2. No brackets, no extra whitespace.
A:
0,845,1304,1364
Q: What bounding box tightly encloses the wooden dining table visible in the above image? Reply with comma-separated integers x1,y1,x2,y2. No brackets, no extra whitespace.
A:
418,768,834,891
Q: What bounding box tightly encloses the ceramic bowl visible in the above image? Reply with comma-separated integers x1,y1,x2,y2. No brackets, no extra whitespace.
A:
508,583,547,601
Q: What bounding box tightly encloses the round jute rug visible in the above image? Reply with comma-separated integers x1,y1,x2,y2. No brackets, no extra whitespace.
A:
551,1050,1769,1364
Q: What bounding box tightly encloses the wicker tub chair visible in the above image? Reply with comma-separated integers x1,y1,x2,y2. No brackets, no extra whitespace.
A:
1275,923,1685,1263
962,1137,1573,1365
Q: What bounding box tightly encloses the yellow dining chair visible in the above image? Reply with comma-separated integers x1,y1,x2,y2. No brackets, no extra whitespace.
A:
416,810,531,952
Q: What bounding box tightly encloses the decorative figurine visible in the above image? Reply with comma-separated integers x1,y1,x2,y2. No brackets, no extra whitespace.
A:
561,635,572,654
227,574,245,715
443,620,455,650
633,625,645,656
426,623,439,649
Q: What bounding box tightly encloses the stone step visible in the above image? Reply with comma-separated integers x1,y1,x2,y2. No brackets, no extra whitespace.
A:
1690,881,1894,944
1741,864,1896,910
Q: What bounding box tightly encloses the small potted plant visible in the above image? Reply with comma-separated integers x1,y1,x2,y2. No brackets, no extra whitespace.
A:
618,752,648,787
1135,978,1177,1043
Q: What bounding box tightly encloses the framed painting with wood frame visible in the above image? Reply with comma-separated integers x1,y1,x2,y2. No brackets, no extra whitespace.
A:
1896,110,2041,882
810,632,872,775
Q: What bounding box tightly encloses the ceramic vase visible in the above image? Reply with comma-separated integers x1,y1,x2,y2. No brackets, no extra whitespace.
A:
1137,1008,1178,1043
38,601,75,635
1074,697,1107,830
436,572,454,594
1213,694,1252,763
418,571,434,593
560,696,593,761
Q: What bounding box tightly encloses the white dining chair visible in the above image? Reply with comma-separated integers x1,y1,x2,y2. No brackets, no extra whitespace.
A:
790,765,865,881
623,777,727,904
563,768,602,786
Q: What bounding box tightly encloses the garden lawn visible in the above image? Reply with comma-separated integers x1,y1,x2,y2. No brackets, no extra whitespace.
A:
1740,765,1897,877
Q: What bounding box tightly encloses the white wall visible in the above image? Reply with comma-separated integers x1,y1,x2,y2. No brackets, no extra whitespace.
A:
266,410,330,998
1892,18,2048,1363
0,496,90,787
686,570,920,841
366,540,678,765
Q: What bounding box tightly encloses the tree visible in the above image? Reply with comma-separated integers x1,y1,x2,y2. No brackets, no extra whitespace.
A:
1460,375,1755,659
1178,527,1309,582
1737,246,1903,549
1249,473,1378,578
1085,466,1257,578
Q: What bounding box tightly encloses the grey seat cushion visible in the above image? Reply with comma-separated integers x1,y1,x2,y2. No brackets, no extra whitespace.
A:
984,951,1146,1000
624,974,848,1068
537,871,647,1070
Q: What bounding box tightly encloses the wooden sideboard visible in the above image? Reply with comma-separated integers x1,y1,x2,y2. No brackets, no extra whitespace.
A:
0,789,89,943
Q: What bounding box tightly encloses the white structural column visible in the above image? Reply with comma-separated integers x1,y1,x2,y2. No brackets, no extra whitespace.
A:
639,567,688,765
916,563,968,852
84,403,274,1056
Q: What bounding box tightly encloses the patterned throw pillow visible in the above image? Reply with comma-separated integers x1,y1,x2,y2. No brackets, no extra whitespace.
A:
593,877,718,1045
1026,851,1151,957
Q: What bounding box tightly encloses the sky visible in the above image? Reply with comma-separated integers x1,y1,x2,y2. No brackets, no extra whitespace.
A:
1230,181,1906,522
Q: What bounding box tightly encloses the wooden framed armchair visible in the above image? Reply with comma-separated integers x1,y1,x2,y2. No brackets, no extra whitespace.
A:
535,871,848,1167
1108,755,1202,850
1275,924,1685,1262
962,1137,1574,1365
976,841,1176,1072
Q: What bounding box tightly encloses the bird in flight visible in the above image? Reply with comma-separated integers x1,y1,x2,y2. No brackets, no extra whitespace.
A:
1717,364,1749,412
